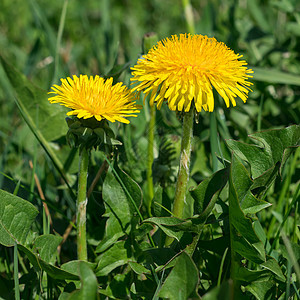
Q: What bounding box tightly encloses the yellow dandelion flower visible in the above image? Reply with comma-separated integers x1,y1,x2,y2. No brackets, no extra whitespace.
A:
131,33,253,112
49,75,141,124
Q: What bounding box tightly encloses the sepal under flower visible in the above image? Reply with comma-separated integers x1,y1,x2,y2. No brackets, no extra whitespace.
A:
66,117,121,152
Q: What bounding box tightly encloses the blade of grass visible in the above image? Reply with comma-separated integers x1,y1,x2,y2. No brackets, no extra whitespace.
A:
217,247,228,286
52,0,69,86
257,95,264,131
13,182,21,300
269,183,299,254
29,0,56,56
282,234,300,284
14,243,20,300
267,147,300,239
251,66,300,86
182,0,195,34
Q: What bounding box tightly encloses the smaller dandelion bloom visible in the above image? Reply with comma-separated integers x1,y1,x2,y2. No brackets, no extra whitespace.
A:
48,75,141,124
131,33,253,112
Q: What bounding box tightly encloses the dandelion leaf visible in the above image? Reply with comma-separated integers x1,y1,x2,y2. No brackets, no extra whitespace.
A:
226,125,300,179
158,252,199,300
0,189,38,247
229,155,265,264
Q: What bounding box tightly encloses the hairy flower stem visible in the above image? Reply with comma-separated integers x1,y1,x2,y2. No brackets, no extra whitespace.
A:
77,147,89,261
165,107,194,246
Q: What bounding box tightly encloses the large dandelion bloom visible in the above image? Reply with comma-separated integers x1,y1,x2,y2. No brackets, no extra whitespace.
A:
131,33,253,112
49,75,141,124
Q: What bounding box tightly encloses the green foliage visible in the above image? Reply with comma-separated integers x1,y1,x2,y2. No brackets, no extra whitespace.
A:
0,189,38,246
157,252,199,299
0,0,300,299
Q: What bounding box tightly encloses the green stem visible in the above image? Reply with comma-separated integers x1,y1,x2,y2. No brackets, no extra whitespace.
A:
210,111,219,172
14,244,20,300
147,104,155,215
165,108,194,246
172,107,194,218
77,147,89,261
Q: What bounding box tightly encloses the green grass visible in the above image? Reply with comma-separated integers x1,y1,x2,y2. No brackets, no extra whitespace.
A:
0,0,299,299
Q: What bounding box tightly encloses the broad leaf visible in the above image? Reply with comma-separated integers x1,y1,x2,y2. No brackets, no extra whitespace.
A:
143,217,198,241
96,241,132,276
230,153,271,214
244,280,276,300
226,125,300,179
34,234,62,264
261,257,285,282
229,155,265,264
0,189,38,247
18,245,79,281
0,55,68,142
234,267,270,283
128,261,151,275
202,281,233,300
64,262,98,300
96,163,142,252
158,252,199,299
61,260,97,276
100,273,131,299
1,56,76,189
190,167,229,221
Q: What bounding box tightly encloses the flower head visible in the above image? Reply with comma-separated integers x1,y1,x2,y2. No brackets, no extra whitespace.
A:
131,34,253,112
49,75,141,124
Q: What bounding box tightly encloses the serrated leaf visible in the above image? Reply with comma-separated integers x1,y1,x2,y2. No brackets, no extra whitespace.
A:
229,155,265,264
244,280,276,300
227,125,300,179
230,153,271,214
261,257,285,282
96,241,132,276
143,217,198,241
0,189,39,246
190,167,229,221
128,261,151,275
96,163,143,253
158,252,199,300
234,267,270,282
34,234,62,264
251,165,280,197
